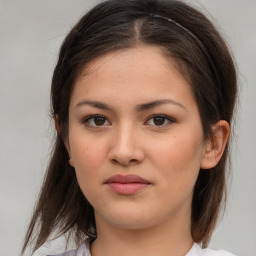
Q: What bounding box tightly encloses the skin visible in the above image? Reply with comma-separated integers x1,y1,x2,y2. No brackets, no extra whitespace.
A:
64,46,229,256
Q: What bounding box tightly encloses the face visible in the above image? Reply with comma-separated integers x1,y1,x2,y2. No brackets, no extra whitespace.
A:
67,46,208,231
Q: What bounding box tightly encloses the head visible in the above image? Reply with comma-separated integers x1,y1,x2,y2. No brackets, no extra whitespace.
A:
22,0,237,253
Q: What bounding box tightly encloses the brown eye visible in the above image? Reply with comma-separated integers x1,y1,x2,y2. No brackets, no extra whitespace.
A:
84,115,110,127
94,116,106,126
153,116,166,126
146,114,174,127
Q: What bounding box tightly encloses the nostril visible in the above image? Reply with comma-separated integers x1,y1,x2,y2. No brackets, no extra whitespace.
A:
111,159,119,164
111,158,138,166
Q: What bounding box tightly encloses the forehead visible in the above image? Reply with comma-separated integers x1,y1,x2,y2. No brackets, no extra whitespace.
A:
78,46,174,80
71,45,195,110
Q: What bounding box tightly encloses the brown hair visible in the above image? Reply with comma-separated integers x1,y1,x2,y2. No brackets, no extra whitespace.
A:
22,0,237,254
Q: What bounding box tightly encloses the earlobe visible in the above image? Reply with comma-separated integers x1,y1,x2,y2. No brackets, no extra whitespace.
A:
200,120,230,169
54,115,74,167
54,115,62,134
69,155,74,167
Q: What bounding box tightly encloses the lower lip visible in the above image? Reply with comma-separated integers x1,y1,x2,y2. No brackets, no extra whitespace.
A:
107,183,150,195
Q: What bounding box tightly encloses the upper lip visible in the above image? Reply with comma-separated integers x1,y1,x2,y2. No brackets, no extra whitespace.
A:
104,174,151,184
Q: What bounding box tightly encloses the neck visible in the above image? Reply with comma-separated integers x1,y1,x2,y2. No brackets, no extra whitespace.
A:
91,212,193,256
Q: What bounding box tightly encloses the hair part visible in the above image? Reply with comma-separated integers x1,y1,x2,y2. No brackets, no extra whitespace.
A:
22,0,237,254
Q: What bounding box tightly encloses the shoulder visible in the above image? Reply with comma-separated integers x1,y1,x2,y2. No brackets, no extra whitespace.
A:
187,243,237,256
48,249,76,256
202,248,237,256
47,241,91,256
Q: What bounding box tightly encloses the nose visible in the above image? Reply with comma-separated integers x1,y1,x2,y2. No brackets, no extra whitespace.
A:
108,124,145,166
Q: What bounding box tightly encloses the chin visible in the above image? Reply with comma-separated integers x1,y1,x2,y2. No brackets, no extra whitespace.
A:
111,219,154,230
101,210,161,230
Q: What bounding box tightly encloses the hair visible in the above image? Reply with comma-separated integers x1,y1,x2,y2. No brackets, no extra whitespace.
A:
22,0,237,254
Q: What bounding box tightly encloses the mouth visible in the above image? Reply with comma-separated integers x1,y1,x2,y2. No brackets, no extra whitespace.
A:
104,174,151,195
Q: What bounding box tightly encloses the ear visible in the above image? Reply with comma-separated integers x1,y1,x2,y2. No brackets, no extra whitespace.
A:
200,120,230,169
54,115,74,167
54,115,62,134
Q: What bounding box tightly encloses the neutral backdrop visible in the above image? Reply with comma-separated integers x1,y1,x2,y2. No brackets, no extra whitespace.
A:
0,0,255,256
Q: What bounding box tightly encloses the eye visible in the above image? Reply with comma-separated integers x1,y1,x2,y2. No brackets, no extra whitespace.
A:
146,114,175,127
83,115,110,127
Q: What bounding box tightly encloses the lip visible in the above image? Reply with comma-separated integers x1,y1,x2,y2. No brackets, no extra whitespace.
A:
104,174,151,195
105,174,150,184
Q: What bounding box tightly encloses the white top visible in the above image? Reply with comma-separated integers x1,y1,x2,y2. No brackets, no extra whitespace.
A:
48,240,237,256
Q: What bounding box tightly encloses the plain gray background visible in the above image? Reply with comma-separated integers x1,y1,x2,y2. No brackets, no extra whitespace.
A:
0,0,255,255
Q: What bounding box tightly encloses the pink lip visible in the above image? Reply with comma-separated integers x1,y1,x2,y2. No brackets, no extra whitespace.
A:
104,174,151,195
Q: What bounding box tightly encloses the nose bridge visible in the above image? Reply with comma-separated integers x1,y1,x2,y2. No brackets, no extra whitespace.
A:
109,121,144,165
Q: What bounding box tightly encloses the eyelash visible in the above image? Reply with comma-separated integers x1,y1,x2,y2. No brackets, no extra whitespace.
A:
146,114,175,127
83,114,111,127
83,114,175,128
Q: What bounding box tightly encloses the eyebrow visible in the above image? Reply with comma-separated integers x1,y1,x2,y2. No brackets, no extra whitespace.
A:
135,99,186,111
75,99,186,111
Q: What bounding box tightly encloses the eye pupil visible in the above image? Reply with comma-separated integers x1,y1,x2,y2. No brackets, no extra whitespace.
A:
153,116,165,125
94,117,105,126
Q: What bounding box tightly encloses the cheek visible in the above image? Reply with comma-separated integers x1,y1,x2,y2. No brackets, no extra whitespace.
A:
69,133,108,181
70,139,107,203
152,135,203,166
149,130,204,187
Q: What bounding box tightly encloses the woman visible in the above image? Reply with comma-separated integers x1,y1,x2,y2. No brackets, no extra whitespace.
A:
22,0,237,255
